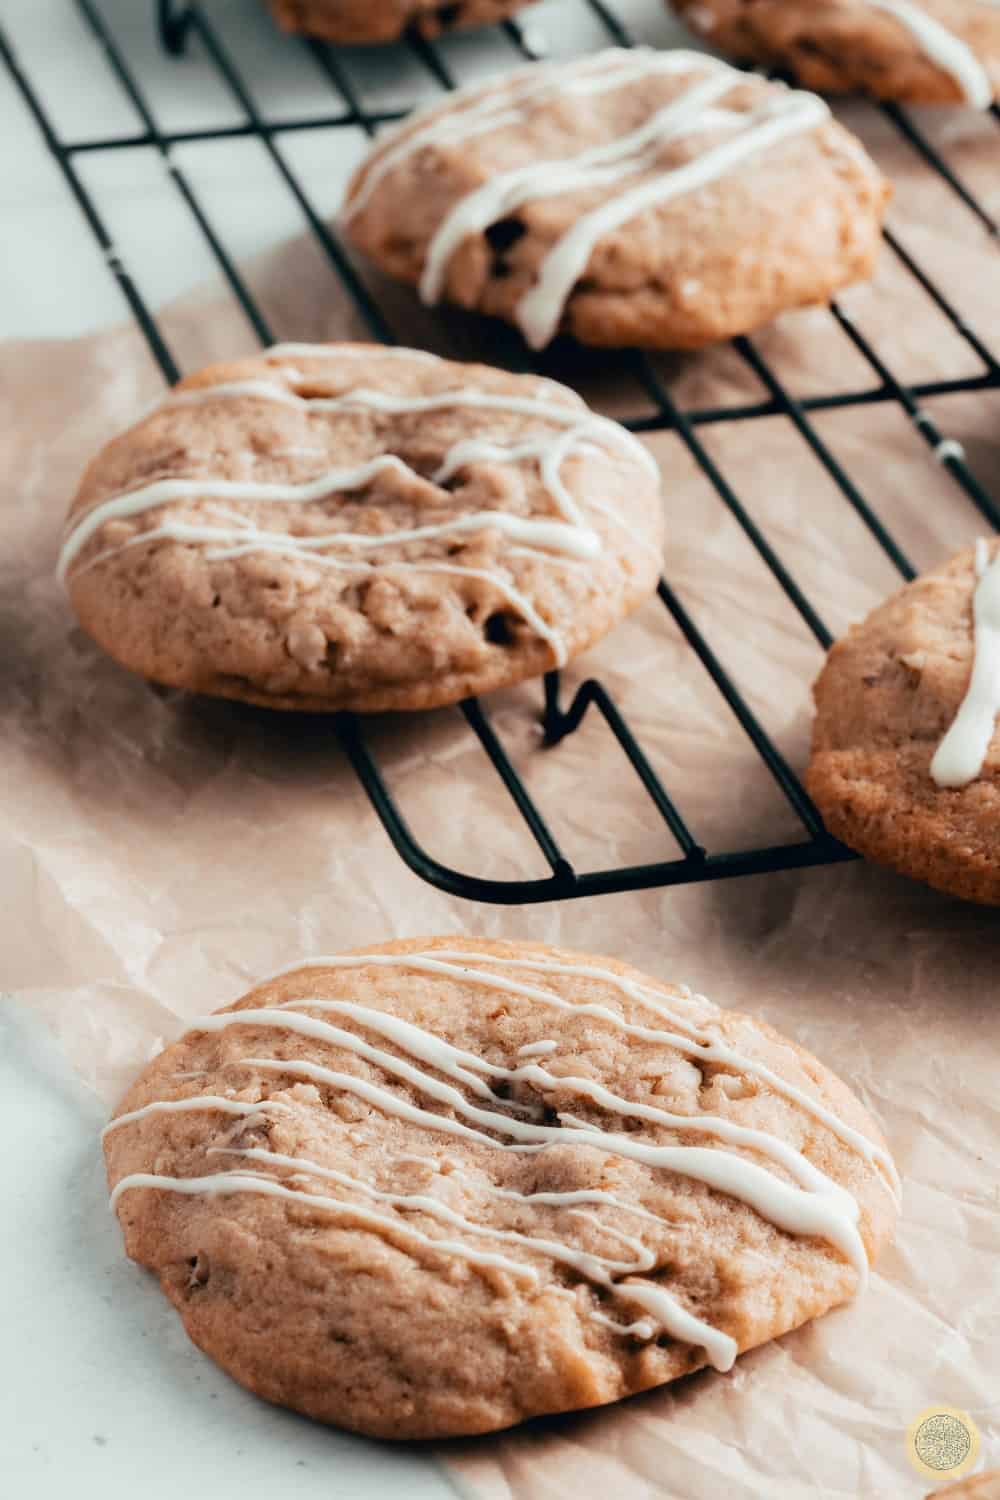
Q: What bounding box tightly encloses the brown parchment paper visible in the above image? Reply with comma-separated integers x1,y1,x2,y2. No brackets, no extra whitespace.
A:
2,95,999,1500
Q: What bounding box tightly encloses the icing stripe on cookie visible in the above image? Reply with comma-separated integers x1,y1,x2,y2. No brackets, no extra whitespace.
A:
345,48,833,348
268,950,900,1196
515,92,829,349
58,363,660,667
108,952,898,1369
109,1169,540,1281
342,50,712,222
931,538,1000,787
211,1145,736,1364
101,1094,291,1140
868,0,992,108
172,1004,869,1277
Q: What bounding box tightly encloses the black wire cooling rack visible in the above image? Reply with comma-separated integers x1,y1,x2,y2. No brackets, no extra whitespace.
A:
2,0,999,903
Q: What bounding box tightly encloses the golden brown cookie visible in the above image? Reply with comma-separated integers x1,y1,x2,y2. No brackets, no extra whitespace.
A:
267,0,535,44
342,48,889,351
672,0,1000,108
808,541,1000,905
59,344,663,713
104,935,899,1440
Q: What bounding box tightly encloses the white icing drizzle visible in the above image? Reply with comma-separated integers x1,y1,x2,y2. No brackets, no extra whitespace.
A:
868,0,992,108
419,67,740,311
212,1147,651,1276
350,48,832,348
101,1093,290,1140
269,951,899,1197
161,380,656,480
590,1311,656,1340
173,1005,870,1277
109,1170,538,1282
264,342,443,364
612,1282,735,1369
515,91,829,349
109,951,899,1370
342,50,708,223
272,998,858,1213
59,359,659,669
930,538,1000,788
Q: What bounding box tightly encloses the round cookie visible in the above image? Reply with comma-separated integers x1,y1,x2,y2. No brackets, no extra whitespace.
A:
59,344,664,713
672,0,1000,108
808,541,1000,904
266,0,536,44
341,48,889,351
104,935,899,1440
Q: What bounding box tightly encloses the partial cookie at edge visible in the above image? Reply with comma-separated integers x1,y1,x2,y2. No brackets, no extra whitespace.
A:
807,542,1000,904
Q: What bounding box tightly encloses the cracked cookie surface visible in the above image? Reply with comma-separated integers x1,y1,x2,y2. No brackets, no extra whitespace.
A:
105,935,898,1439
61,343,663,712
342,48,888,350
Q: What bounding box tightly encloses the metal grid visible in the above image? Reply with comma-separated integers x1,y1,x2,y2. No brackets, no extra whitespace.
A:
3,0,999,903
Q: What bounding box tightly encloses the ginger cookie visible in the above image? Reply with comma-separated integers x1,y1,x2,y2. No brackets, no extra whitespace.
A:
808,540,1000,904
59,343,663,712
104,936,899,1439
672,0,1000,108
341,48,889,350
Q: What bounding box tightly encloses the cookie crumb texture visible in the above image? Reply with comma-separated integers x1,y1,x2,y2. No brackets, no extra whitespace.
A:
672,0,1000,106
268,0,534,41
105,936,897,1439
62,345,663,712
343,50,888,350
808,544,1000,904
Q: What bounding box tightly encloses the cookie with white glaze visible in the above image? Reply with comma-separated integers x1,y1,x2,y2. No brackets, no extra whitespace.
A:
104,935,899,1440
341,48,889,351
672,0,1000,108
267,0,536,44
59,344,663,713
808,541,1000,904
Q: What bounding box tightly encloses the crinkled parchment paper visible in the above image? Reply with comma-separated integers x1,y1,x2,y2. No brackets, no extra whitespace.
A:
2,92,998,1500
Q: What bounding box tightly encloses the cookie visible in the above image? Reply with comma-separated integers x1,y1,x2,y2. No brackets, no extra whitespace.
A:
103,935,899,1440
808,540,1000,904
341,48,889,351
267,0,535,45
59,344,663,713
673,0,1000,108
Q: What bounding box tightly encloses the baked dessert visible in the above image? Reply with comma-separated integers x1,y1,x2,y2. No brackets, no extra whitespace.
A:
59,343,664,712
266,0,536,44
808,540,1000,904
104,935,899,1439
671,0,1000,108
342,47,889,350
